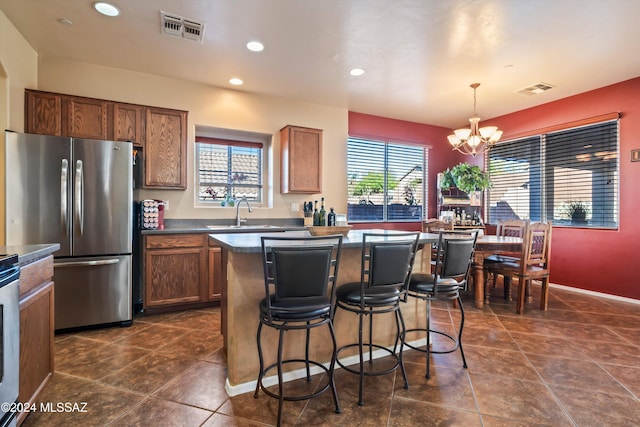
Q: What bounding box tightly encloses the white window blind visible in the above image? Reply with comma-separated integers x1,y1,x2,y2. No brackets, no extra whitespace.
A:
487,120,618,228
347,137,427,222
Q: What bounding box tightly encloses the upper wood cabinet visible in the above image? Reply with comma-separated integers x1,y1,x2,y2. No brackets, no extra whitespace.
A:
66,96,109,140
113,103,144,146
25,90,62,136
280,125,322,193
24,90,188,189
145,107,187,189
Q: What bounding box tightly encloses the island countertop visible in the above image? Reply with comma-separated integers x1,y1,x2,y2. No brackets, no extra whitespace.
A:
208,229,439,253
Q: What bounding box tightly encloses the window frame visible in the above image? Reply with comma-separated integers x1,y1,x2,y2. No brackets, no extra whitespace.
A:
485,118,619,229
347,137,428,223
195,135,265,207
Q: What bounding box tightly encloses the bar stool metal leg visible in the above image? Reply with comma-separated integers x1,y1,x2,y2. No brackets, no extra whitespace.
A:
254,322,264,398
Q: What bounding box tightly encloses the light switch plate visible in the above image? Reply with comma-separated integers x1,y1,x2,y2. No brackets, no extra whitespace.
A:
290,203,299,212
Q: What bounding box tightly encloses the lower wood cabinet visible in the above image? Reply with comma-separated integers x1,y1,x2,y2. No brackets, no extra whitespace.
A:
208,246,222,300
18,255,55,426
144,233,222,310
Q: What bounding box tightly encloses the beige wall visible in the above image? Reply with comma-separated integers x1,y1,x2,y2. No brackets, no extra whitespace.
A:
0,10,38,244
37,56,348,221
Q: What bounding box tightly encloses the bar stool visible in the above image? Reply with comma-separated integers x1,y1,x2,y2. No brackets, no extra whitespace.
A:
254,235,343,426
334,232,420,406
406,230,478,378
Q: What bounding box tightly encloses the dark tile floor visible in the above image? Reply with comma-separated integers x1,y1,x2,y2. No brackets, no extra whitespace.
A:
21,284,640,426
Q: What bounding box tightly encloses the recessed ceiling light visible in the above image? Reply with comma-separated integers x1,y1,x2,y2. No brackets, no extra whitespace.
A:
229,78,243,86
246,41,264,52
349,68,365,76
93,2,120,17
58,18,73,26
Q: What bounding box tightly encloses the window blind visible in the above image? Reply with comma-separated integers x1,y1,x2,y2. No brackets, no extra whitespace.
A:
487,120,618,228
347,137,426,222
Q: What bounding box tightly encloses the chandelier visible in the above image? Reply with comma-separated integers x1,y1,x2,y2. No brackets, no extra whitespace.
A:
447,83,502,156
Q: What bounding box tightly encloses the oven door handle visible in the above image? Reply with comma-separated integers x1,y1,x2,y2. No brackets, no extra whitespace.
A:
54,259,120,268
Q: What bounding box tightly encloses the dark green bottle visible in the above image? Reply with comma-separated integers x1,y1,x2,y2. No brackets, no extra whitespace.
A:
319,197,327,226
313,200,320,226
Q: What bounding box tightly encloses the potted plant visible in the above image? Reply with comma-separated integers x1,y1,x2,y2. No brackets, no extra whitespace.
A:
563,200,589,224
439,168,456,189
447,162,492,193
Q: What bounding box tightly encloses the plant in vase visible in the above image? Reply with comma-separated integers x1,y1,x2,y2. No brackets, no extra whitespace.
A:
448,162,491,193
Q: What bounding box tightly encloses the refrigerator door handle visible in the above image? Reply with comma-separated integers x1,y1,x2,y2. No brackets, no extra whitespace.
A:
61,158,68,235
75,159,84,235
54,259,120,268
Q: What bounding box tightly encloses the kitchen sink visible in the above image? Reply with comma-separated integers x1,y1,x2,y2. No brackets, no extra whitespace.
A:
206,224,281,230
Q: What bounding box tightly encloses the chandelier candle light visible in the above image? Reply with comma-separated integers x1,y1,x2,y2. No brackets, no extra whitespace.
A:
447,83,502,156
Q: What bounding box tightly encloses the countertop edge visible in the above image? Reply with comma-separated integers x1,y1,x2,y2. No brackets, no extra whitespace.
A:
1,243,61,266
209,230,439,254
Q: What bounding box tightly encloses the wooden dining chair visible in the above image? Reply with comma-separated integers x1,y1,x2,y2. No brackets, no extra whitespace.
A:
484,219,528,302
483,222,552,314
421,219,454,272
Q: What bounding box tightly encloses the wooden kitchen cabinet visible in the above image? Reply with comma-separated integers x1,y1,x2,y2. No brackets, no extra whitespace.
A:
18,255,55,426
25,89,189,190
25,89,63,136
144,107,188,189
208,245,222,300
66,96,109,139
113,103,144,146
144,234,208,308
280,125,322,193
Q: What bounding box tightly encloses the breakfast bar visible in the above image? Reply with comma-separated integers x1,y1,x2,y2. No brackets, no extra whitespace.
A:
209,229,438,394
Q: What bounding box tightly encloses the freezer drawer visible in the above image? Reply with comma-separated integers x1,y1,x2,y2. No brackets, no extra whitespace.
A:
54,255,132,330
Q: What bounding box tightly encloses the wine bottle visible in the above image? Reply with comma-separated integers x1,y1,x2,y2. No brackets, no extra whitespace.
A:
313,200,320,226
328,207,336,226
319,197,327,226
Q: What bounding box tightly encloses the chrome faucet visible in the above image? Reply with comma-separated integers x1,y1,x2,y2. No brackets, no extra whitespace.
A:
235,197,252,226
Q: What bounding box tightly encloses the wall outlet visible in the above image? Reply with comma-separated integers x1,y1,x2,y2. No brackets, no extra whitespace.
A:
290,202,299,212
163,200,169,210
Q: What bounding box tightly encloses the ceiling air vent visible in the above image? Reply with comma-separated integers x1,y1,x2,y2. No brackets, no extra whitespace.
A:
517,82,555,96
160,11,205,43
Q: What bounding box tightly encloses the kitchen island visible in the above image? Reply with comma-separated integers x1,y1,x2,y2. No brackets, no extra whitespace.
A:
209,230,438,395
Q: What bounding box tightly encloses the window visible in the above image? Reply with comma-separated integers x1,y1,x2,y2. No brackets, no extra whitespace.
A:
196,136,263,204
347,137,427,222
487,119,618,228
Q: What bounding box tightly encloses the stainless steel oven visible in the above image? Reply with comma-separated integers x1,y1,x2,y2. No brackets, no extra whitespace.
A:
0,254,19,427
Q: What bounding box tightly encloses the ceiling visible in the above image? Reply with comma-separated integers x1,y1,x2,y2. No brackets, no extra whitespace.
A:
2,0,640,129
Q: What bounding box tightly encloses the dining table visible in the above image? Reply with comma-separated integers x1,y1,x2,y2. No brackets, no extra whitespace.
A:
472,235,523,309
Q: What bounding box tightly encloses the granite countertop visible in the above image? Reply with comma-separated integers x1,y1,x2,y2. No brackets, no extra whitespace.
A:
1,243,60,266
209,229,438,253
142,218,306,235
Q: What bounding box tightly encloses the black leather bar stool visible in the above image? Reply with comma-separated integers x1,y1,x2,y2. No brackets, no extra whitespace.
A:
406,230,478,378
334,232,420,406
254,235,343,426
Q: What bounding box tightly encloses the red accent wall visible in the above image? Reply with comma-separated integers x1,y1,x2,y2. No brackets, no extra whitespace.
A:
488,77,640,300
349,77,640,300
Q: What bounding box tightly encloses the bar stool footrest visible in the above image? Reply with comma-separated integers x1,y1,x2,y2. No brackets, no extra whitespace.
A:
336,343,400,377
405,327,460,354
256,359,332,402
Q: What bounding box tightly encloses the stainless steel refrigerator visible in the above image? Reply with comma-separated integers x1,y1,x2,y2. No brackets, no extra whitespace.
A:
5,131,133,330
